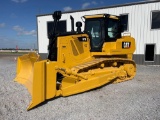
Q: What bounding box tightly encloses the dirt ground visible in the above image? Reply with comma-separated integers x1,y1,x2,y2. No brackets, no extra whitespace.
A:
0,54,160,120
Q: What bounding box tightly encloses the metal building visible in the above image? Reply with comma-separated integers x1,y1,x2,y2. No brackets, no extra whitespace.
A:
37,0,160,65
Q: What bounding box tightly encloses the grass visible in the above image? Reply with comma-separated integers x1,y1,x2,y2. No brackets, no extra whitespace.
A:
0,52,29,56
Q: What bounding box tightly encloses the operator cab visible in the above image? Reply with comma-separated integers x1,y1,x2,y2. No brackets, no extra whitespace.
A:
84,14,121,52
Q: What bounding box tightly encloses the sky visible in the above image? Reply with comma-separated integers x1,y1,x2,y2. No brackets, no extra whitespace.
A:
0,0,149,49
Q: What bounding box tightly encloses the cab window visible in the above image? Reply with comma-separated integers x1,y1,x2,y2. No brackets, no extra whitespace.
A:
107,18,121,40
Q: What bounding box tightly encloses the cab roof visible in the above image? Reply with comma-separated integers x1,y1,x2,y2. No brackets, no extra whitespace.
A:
83,14,119,20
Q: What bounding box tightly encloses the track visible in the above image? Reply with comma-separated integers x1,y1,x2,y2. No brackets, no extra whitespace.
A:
70,58,136,82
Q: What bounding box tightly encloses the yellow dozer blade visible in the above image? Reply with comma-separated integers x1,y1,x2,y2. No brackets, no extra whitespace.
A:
14,52,50,110
15,53,40,93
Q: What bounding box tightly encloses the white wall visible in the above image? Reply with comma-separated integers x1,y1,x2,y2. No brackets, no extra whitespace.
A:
37,14,68,53
37,1,160,55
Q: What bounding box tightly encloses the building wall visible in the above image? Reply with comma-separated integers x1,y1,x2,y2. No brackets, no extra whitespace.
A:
133,54,160,65
37,1,160,65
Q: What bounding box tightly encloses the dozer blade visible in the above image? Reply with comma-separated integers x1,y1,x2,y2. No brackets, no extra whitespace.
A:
15,52,41,94
27,61,58,110
27,60,47,110
15,53,57,110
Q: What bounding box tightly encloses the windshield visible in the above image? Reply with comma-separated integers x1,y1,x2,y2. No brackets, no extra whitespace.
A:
85,20,101,39
85,20,103,51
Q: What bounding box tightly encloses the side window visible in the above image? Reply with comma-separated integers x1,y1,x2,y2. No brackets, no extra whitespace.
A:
145,44,155,62
120,14,129,32
151,10,160,29
47,20,66,36
107,18,120,39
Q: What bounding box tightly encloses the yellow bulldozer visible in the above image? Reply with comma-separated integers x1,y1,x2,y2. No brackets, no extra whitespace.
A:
15,11,136,110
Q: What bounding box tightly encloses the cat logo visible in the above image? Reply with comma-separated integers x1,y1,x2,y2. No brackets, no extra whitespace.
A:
78,36,87,42
122,42,131,49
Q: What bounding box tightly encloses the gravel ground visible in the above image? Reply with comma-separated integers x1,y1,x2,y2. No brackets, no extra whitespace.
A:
0,54,160,120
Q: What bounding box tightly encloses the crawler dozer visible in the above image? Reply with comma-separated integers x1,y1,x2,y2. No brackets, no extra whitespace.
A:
15,11,136,110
